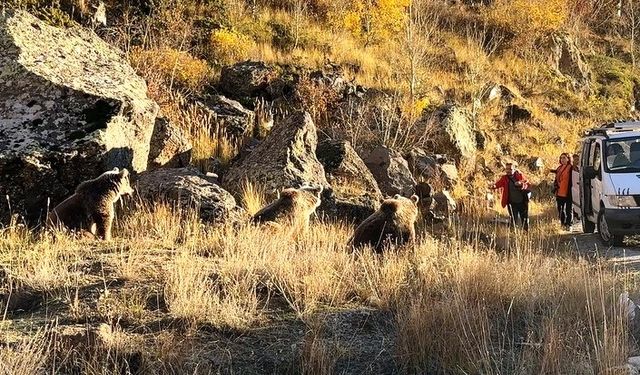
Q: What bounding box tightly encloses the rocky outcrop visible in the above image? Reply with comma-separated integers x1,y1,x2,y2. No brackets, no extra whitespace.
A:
147,117,192,170
219,61,278,100
222,111,329,195
136,167,245,224
199,95,255,139
549,34,591,90
0,10,158,223
433,191,457,216
504,104,532,124
316,139,382,222
426,104,477,162
364,146,416,197
404,148,459,189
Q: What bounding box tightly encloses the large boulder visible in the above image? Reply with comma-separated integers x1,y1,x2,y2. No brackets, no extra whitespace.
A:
426,104,477,162
316,139,383,222
199,95,255,139
147,117,192,170
222,111,329,195
0,10,158,223
364,146,416,197
136,167,245,224
549,34,591,90
219,61,278,100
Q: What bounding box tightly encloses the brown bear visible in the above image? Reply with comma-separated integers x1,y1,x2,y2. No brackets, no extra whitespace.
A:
252,185,323,232
46,168,134,240
349,194,419,252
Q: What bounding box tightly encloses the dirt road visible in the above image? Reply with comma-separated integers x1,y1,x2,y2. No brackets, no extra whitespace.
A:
567,224,640,270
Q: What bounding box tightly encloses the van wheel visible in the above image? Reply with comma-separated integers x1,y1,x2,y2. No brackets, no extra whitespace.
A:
597,211,624,246
582,216,595,233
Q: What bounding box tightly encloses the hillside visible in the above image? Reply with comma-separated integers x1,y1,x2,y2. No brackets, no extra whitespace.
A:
2,0,640,374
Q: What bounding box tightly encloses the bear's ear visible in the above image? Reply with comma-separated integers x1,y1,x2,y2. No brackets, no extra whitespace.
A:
111,167,120,173
120,168,129,177
410,195,419,204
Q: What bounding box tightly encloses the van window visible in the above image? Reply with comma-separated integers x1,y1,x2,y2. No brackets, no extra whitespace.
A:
604,137,640,172
591,142,601,174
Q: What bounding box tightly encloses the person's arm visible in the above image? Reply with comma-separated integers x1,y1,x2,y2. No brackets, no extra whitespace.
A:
491,176,505,190
547,167,557,174
515,172,529,188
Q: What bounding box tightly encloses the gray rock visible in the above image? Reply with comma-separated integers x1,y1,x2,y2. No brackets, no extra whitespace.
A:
0,10,158,223
440,163,459,188
219,61,277,100
433,190,457,216
404,148,438,179
527,157,545,171
504,104,532,124
147,116,192,170
136,167,244,224
222,111,329,195
425,104,477,162
364,146,416,197
199,95,255,139
549,34,591,90
316,139,382,223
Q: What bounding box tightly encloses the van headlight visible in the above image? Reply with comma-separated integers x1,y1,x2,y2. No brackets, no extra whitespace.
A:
606,195,637,207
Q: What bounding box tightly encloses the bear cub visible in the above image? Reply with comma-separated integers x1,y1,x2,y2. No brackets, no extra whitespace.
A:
252,185,323,231
47,168,134,240
349,194,419,252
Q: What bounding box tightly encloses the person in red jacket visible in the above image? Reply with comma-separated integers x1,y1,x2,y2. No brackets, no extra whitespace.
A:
490,162,530,230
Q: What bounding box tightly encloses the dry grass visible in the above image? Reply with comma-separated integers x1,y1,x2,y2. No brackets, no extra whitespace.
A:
1,197,637,372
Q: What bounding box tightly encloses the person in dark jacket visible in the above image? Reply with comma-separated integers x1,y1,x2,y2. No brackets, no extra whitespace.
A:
490,163,530,231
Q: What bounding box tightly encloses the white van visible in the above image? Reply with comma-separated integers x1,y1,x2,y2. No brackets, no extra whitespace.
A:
573,121,640,246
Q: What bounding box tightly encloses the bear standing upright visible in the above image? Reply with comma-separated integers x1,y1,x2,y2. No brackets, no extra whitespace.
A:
349,194,420,252
47,168,134,240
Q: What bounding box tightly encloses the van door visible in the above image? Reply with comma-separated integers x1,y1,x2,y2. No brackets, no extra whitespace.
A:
590,141,603,216
580,140,593,216
571,167,580,217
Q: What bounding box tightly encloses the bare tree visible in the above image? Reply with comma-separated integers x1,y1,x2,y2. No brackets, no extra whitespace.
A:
292,0,307,49
403,0,441,104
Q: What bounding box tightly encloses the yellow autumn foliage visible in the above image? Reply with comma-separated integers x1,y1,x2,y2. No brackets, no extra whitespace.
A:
209,29,256,65
487,0,569,38
129,47,211,91
333,0,410,45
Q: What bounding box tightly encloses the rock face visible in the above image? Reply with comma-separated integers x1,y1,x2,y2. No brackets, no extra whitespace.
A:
549,34,591,89
404,148,438,179
364,146,416,197
433,191,457,216
316,139,382,222
219,61,277,100
200,95,255,138
222,111,329,195
147,117,192,169
136,168,244,224
427,104,477,161
0,10,158,223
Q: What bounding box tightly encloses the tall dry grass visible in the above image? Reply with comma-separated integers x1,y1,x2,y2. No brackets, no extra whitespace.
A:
1,187,638,373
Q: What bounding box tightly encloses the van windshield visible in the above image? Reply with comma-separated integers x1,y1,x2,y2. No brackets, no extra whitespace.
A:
604,137,640,173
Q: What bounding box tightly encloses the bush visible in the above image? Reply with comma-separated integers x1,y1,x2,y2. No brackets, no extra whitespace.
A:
486,0,569,40
331,0,409,45
209,28,255,66
129,47,211,92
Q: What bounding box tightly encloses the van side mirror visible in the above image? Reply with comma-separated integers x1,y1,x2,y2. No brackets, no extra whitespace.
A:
583,166,597,180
